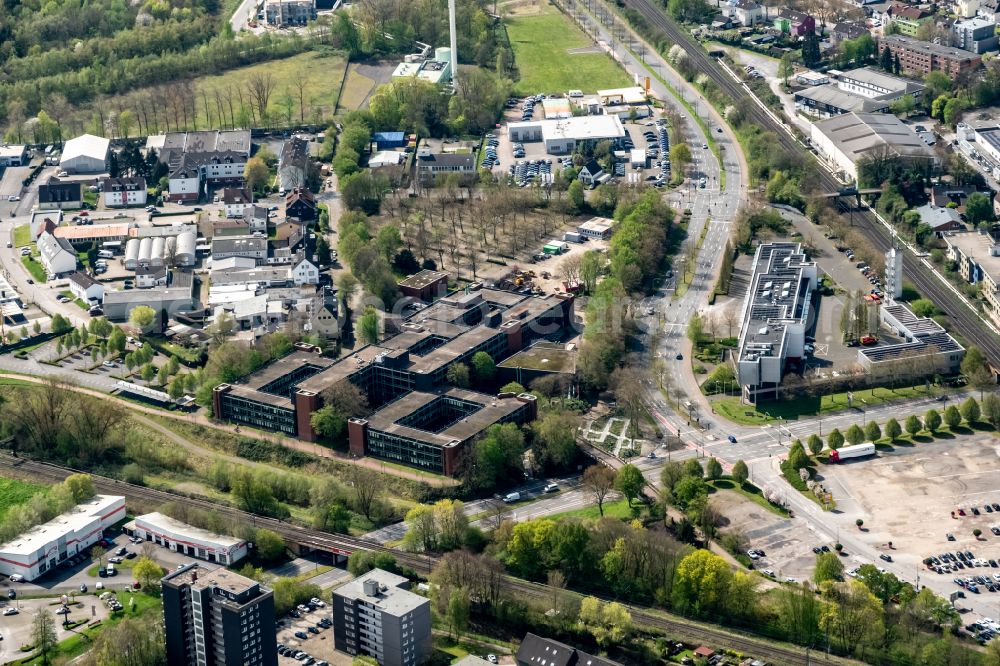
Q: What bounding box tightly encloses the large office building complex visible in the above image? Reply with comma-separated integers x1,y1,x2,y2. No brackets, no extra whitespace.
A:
332,568,431,666
130,512,248,565
0,495,125,582
877,34,982,77
735,242,818,403
213,289,573,474
162,563,277,666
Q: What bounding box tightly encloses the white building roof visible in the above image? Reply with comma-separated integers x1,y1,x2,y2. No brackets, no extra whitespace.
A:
62,134,110,162
0,495,124,556
597,86,648,104
212,256,258,272
135,512,244,550
369,150,405,168
509,115,626,143
813,112,935,164
0,145,25,159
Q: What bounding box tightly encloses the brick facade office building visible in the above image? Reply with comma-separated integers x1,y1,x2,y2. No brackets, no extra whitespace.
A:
213,289,574,475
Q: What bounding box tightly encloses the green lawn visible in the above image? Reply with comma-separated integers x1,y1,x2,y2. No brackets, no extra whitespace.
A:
709,478,789,517
506,3,632,94
12,224,30,247
0,475,46,522
715,384,953,425
549,498,632,521
21,255,48,283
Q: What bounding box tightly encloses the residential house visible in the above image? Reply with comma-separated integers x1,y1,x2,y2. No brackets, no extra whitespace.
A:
930,184,994,211
211,235,268,262
887,3,934,35
830,21,871,44
914,204,967,232
285,188,316,222
102,177,147,208
68,272,104,302
279,137,310,191
29,211,60,241
264,0,315,26
244,205,269,233
271,222,304,251
135,265,169,289
37,181,81,210
515,633,623,666
223,188,253,218
416,153,476,184
152,130,252,202
578,159,605,186
37,232,77,276
291,255,320,285
306,287,339,340
775,9,816,36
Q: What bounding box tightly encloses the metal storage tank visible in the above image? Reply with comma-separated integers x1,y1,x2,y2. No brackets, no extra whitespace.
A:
150,237,165,268
137,237,152,267
164,236,177,266
124,238,140,271
175,231,196,267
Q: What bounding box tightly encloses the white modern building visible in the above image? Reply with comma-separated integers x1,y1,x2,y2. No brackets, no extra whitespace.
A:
130,512,248,565
810,112,938,182
0,495,125,582
735,242,818,402
0,144,28,166
507,115,626,154
37,231,77,276
60,134,110,173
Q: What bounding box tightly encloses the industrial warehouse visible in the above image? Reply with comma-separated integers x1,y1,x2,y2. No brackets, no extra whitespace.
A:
127,512,249,565
0,495,126,582
213,288,575,474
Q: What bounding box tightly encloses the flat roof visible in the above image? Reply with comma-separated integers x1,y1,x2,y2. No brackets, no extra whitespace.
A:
597,86,648,104
508,116,626,142
838,67,924,96
880,34,980,61
0,145,25,158
335,568,427,616
497,342,577,373
579,217,614,231
0,495,123,556
364,387,531,447
945,230,1000,280
860,331,963,363
135,512,244,549
795,86,887,113
399,269,448,290
53,223,131,240
814,112,935,164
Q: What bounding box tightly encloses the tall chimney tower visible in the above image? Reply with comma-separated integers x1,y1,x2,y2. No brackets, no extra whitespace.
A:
448,0,458,89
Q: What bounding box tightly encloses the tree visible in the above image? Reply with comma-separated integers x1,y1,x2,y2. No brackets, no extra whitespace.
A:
820,580,884,656
683,458,703,479
943,404,962,430
965,192,995,226
133,556,163,589
983,393,1000,428
778,52,795,87
961,397,981,425
974,528,983,539
402,504,438,552
731,460,748,486
582,466,615,515
357,306,379,345
673,549,731,616
128,305,156,330
32,609,58,665
446,587,470,638
446,362,470,388
669,142,692,170
856,518,864,529
615,464,644,506
827,427,844,450
375,225,403,262
903,414,922,437
534,411,579,470
254,528,286,561
864,421,881,442
85,615,166,666
788,440,809,469
469,423,524,490
815,551,845,584
924,408,941,433
471,351,496,381
578,597,632,646
845,424,865,445
567,180,585,213
884,417,902,441
91,545,107,568
705,457,723,480
64,474,95,502
802,34,821,68
244,156,269,193
880,45,893,72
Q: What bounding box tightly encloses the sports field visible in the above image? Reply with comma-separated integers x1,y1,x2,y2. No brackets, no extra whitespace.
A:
505,2,632,94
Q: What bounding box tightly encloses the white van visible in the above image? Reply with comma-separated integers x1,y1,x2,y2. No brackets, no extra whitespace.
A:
503,492,521,503
106,564,115,576
568,89,584,98
98,250,114,259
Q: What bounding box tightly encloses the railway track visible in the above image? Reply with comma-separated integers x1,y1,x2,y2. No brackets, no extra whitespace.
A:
0,453,853,664
621,0,1000,365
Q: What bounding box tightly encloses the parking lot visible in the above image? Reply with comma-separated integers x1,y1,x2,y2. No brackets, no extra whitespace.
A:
0,594,113,662
277,601,334,665
820,432,1000,622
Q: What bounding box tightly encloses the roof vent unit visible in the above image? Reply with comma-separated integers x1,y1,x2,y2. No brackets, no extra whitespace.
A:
758,326,769,335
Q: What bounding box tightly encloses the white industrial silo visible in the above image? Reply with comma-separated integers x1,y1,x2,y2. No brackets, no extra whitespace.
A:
175,231,196,267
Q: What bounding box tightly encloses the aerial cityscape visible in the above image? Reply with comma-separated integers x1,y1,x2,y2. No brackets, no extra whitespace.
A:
2,0,1000,663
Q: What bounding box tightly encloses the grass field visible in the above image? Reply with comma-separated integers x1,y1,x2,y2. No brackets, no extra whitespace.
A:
549,498,632,521
12,224,30,247
506,2,632,94
339,65,377,111
21,255,47,283
0,475,46,522
714,384,955,425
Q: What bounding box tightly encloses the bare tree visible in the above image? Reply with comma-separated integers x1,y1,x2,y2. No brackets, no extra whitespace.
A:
560,254,582,283
247,73,277,126
348,466,383,520
582,465,616,516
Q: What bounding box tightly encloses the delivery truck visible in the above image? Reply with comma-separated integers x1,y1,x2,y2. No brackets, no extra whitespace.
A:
829,442,876,463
